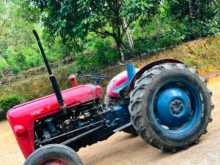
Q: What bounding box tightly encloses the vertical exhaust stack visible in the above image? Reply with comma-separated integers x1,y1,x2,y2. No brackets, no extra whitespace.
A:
33,30,66,112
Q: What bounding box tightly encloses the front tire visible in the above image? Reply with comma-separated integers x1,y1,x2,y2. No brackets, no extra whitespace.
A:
24,144,83,165
129,63,213,152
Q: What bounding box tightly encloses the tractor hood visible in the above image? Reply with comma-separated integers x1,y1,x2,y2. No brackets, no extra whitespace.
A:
7,84,101,158
8,84,101,121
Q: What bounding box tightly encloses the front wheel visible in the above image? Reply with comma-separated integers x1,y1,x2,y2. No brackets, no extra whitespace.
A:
24,144,83,165
129,63,213,152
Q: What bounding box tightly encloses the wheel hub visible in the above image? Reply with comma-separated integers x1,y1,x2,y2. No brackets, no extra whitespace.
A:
156,88,192,128
170,99,184,115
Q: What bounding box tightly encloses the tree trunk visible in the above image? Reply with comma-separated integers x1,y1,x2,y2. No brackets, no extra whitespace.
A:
123,18,134,49
189,0,194,19
115,38,125,62
113,24,125,62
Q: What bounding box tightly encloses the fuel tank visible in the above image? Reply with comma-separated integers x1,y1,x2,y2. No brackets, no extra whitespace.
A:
106,66,138,98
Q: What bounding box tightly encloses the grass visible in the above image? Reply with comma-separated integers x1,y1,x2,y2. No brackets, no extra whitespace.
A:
132,36,220,76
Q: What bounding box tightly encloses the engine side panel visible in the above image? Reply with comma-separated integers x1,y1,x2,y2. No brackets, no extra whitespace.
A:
34,102,131,153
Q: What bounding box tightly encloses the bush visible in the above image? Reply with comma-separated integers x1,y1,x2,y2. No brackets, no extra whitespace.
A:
134,29,184,55
75,37,119,72
0,95,24,121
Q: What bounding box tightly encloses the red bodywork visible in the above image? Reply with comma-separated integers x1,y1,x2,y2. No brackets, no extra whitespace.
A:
106,71,128,98
7,84,102,158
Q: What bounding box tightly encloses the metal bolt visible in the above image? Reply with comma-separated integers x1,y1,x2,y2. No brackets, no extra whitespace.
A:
170,99,184,115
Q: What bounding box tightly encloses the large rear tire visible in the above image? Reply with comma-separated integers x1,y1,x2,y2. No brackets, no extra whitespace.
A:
24,144,83,165
129,63,213,152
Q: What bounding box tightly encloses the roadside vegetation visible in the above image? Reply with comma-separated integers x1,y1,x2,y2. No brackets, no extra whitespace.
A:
0,0,220,120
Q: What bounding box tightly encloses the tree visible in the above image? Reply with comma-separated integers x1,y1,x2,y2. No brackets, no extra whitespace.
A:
28,0,160,61
0,1,41,74
168,0,218,20
166,0,220,39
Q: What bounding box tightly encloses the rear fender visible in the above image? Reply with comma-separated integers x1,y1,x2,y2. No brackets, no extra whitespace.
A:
128,59,184,91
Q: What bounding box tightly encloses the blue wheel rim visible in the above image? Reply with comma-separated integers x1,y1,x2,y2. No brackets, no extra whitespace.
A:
152,79,203,140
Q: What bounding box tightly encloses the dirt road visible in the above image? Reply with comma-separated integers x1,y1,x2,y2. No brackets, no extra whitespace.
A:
1,78,220,165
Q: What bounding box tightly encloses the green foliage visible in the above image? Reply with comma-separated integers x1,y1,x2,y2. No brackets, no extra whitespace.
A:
0,0,219,76
0,1,74,75
28,0,161,61
0,1,40,74
168,0,218,20
0,56,8,72
0,95,24,121
134,30,183,54
76,37,119,71
167,0,220,39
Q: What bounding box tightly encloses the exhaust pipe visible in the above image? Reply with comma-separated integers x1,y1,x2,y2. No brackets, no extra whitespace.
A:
33,30,66,112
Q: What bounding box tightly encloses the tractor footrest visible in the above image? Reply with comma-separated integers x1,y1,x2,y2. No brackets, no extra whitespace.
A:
113,122,132,132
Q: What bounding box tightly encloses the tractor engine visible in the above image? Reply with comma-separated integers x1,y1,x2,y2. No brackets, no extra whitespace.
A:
34,100,104,151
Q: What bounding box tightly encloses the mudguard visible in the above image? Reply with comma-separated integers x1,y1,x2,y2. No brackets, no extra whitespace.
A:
128,59,184,91
106,59,183,98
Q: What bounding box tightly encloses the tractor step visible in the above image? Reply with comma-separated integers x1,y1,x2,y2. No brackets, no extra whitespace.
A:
113,122,132,132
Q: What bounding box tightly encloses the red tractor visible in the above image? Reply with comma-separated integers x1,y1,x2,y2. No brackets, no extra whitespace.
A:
7,30,213,165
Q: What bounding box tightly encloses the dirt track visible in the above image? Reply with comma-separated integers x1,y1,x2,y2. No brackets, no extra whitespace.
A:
1,78,220,165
